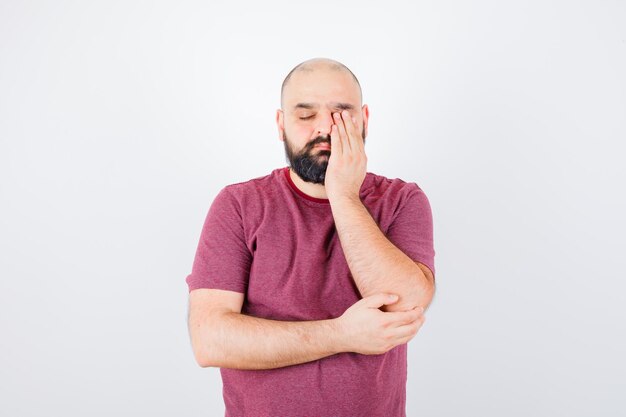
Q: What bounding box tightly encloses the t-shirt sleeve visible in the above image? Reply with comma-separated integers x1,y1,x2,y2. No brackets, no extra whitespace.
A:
185,187,252,293
385,184,436,278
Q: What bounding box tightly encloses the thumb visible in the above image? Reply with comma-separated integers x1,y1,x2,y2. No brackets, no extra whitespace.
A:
363,293,399,308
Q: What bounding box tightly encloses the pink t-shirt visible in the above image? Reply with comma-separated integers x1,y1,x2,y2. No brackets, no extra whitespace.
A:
186,166,435,417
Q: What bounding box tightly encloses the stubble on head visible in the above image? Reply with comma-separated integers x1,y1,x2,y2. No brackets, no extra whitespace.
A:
279,57,367,185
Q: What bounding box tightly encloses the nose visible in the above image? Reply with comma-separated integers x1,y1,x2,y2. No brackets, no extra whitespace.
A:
315,111,334,137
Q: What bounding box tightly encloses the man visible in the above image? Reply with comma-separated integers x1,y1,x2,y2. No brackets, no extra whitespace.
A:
186,57,436,417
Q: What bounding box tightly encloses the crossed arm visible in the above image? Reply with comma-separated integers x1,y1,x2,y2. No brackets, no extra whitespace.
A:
187,197,434,370
330,196,435,313
324,109,435,312
187,110,434,369
188,287,425,370
188,289,344,370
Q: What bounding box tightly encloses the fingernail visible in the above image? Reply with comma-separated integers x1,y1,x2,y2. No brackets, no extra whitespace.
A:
388,294,398,300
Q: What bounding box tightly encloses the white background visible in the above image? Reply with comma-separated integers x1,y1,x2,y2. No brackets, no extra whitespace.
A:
1,1,625,416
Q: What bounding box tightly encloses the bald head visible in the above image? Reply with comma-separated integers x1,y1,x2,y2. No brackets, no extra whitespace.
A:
280,58,362,109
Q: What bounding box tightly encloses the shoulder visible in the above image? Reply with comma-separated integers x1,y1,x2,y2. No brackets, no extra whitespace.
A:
215,167,285,209
363,171,428,202
223,169,279,193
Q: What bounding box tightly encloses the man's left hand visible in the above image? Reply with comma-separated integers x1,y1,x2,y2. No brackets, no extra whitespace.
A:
325,110,367,203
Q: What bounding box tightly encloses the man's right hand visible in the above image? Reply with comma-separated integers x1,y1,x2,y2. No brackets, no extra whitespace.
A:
334,293,425,355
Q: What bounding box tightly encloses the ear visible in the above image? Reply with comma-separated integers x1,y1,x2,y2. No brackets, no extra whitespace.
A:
361,104,370,139
276,109,285,142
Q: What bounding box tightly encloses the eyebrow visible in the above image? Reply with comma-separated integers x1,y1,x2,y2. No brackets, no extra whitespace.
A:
293,102,355,111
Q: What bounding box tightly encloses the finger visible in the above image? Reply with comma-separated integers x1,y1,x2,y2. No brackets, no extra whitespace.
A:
393,315,426,338
341,110,359,153
333,111,352,152
383,308,424,327
330,123,342,156
397,323,423,346
363,293,399,309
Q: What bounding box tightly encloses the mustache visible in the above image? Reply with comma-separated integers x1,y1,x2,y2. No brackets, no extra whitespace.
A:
305,135,331,152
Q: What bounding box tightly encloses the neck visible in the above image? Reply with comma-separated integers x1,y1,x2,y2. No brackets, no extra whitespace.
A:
288,168,328,200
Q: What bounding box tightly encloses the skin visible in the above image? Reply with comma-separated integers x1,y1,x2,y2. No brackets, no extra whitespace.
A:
189,289,424,369
187,58,434,370
277,58,435,312
276,58,369,199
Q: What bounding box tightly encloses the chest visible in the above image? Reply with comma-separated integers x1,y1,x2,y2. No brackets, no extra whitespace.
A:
243,207,360,321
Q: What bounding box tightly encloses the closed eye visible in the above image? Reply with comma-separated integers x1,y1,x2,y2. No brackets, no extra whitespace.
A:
299,115,314,120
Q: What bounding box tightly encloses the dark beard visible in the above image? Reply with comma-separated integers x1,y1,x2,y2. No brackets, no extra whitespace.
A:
283,134,331,184
283,126,365,185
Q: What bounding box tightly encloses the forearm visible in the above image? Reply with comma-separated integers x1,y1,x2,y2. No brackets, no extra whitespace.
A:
330,197,434,311
200,312,343,370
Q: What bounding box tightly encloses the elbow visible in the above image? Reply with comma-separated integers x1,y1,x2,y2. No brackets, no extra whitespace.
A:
188,307,240,369
189,321,222,368
192,342,221,368
415,273,436,310
410,264,435,310
197,358,218,369
384,271,436,312
192,347,212,368
190,336,210,367
416,282,435,311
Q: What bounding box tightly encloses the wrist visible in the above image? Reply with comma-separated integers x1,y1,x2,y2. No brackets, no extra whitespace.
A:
328,192,361,207
329,317,349,354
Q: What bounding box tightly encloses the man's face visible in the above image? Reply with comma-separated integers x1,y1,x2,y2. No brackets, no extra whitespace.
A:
282,123,366,185
277,67,369,185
